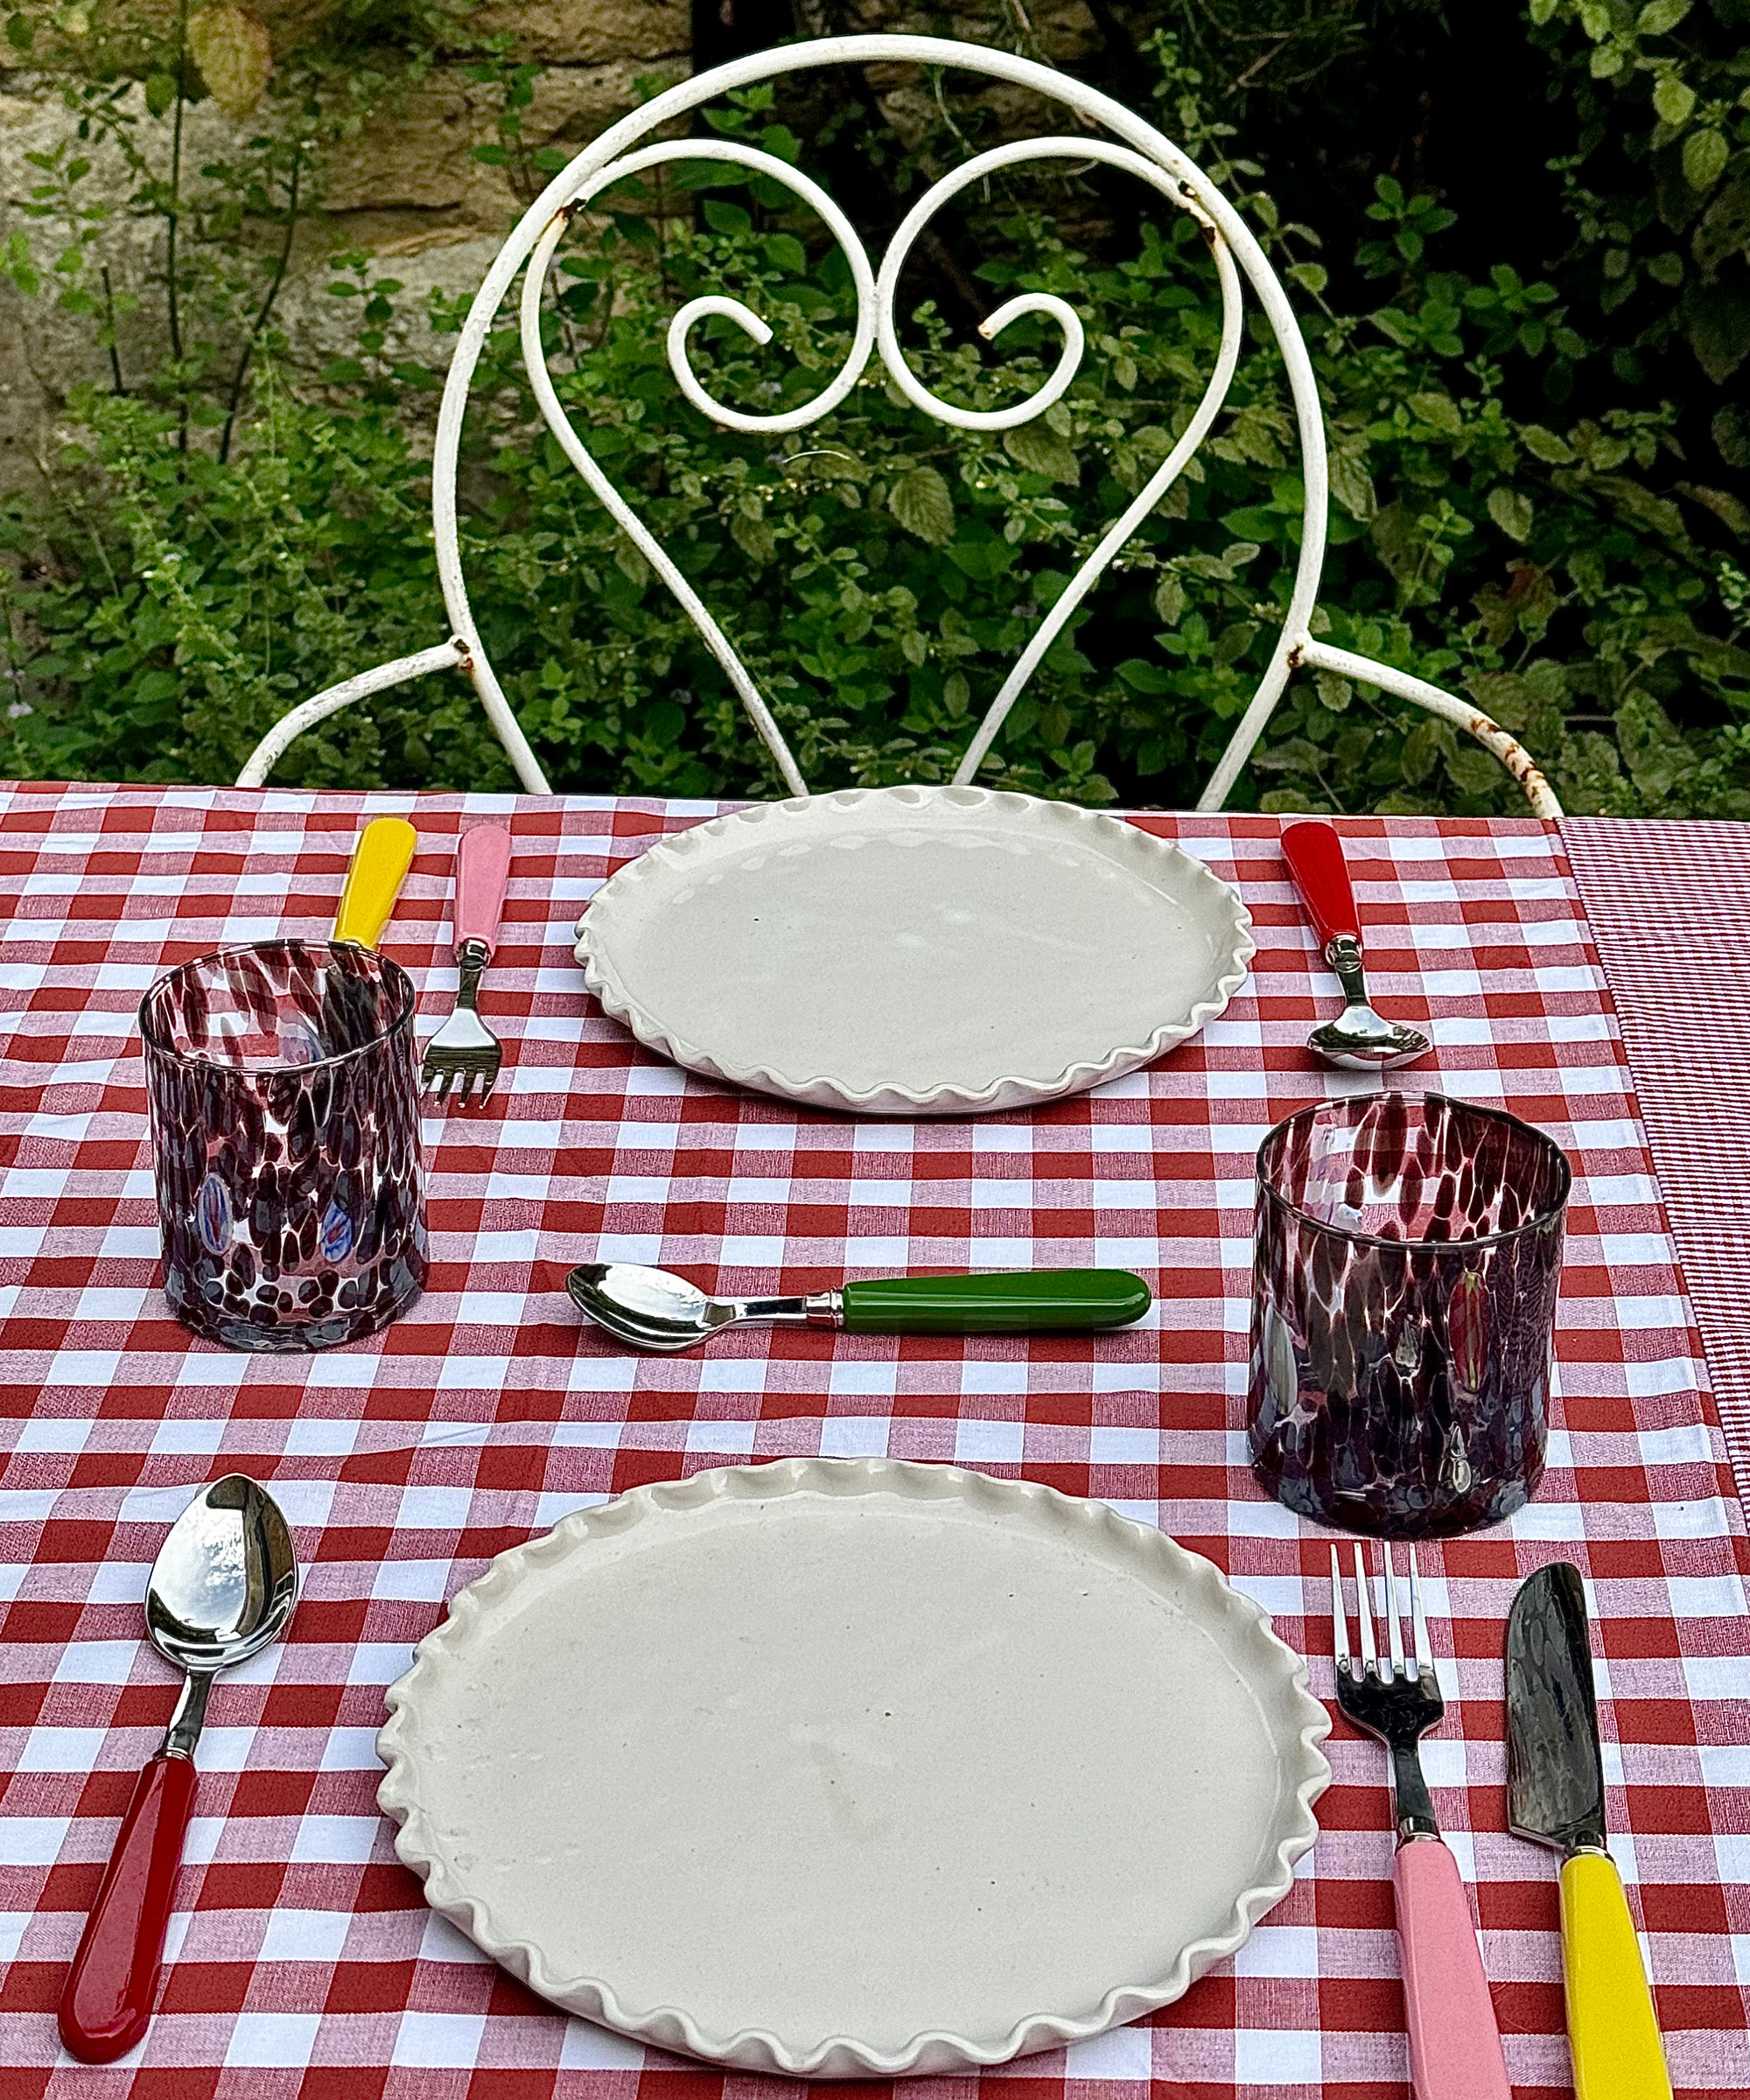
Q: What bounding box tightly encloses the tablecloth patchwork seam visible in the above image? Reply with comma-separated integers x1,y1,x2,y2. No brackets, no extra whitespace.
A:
1561,816,1750,1536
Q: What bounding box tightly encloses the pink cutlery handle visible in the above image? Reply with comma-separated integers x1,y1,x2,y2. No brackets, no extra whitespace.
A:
59,1753,197,2063
1281,820,1362,956
455,823,512,958
1392,1838,1513,2100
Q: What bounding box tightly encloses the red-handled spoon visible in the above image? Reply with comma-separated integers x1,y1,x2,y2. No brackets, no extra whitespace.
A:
1281,822,1431,1070
58,1477,298,2063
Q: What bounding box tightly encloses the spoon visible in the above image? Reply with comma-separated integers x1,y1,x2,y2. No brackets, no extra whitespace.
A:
59,1475,299,2064
1281,822,1432,1070
568,1263,1152,1352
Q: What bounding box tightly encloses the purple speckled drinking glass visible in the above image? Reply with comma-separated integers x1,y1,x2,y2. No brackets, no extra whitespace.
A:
1249,1091,1570,1537
140,940,426,1352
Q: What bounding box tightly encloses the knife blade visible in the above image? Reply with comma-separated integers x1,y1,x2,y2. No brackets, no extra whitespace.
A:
1506,1559,1606,1851
1505,1563,1671,2100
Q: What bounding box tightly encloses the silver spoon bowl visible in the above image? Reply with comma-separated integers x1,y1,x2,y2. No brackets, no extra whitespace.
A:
149,1473,301,1753
1307,934,1432,1071
60,1476,299,2062
570,1262,836,1352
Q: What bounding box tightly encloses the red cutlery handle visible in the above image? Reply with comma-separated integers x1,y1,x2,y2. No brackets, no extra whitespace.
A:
1392,1837,1513,2100
1281,821,1362,956
455,823,512,958
58,1753,196,2063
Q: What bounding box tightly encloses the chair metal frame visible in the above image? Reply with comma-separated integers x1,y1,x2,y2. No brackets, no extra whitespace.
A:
236,34,1562,818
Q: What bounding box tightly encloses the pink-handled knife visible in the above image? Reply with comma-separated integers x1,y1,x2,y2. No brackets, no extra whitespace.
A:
421,822,512,1106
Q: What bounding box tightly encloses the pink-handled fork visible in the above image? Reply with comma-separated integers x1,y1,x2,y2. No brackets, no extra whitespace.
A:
1332,1543,1512,2100
422,822,512,1106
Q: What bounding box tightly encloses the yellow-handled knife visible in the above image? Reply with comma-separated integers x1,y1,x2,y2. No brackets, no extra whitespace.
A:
1506,1562,1671,2100
332,817,416,950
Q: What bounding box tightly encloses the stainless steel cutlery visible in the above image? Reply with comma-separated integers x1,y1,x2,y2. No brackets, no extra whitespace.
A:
60,1477,300,2062
568,1262,1152,1351
1506,1561,1671,2100
423,822,512,1105
1284,821,1432,1069
1331,1543,1509,2100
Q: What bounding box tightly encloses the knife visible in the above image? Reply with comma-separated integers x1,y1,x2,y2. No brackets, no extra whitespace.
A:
1505,1562,1671,2100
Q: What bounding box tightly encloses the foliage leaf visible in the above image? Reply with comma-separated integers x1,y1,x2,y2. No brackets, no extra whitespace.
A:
1682,128,1729,192
1652,72,1695,123
1409,390,1464,435
187,4,273,118
1684,282,1750,383
1676,482,1750,537
1003,421,1080,485
1519,424,1575,464
1329,454,1376,522
1487,486,1536,541
1116,658,1175,694
731,513,777,564
887,466,956,546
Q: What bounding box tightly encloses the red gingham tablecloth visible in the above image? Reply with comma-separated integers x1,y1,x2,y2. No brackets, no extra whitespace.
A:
2,782,1747,2098
1562,818,1750,1516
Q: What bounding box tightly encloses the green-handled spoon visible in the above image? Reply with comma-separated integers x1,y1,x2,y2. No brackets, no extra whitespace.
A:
567,1263,1151,1352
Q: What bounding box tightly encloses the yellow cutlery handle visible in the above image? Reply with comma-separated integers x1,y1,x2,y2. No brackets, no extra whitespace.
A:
332,817,416,950
1559,1849,1671,2100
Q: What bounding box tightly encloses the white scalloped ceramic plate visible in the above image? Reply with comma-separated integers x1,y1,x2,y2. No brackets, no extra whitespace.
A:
377,1458,1329,2077
572,787,1253,1114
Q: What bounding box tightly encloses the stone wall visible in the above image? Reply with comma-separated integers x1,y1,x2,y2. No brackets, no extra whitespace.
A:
319,0,688,242
0,0,689,484
0,0,1127,483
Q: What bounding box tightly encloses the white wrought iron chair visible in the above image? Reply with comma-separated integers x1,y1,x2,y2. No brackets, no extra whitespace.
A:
236,34,1561,819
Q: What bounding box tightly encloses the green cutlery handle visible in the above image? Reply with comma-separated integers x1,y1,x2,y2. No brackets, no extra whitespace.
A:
840,1270,1151,1334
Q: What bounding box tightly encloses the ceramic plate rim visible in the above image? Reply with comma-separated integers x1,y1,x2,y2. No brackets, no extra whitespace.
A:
376,1456,1332,2077
571,787,1256,1116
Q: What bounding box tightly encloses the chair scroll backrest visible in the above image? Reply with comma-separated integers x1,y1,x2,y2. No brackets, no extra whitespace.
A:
236,35,1560,817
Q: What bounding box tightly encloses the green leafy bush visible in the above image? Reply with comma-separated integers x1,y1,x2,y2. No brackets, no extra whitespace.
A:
0,18,1746,814
1529,0,1750,438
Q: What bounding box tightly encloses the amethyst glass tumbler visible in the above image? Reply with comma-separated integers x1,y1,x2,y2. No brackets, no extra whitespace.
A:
1249,1091,1570,1537
140,940,426,1351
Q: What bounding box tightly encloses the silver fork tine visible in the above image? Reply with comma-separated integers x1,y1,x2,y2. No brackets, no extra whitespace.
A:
1352,1543,1376,1675
436,1068,454,1104
1330,1545,1350,1676
1409,1544,1432,1684
1382,1542,1404,1684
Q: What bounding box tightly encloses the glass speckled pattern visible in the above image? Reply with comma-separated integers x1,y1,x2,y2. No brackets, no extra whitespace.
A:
1250,1091,1570,1537
139,939,426,1351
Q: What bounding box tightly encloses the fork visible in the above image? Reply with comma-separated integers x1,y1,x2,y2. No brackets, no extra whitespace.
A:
1332,1543,1511,2100
422,822,512,1105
